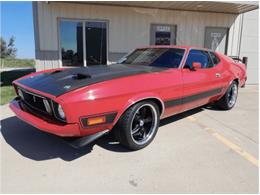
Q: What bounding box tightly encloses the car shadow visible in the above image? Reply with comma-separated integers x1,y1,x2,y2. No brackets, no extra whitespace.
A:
0,116,94,161
1,106,214,161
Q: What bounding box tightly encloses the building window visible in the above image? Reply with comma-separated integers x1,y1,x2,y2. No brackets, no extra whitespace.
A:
150,24,177,45
204,27,229,54
60,21,83,66
59,20,108,67
85,21,107,65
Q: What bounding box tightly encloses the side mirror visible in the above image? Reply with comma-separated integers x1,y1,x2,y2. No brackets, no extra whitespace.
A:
192,62,202,70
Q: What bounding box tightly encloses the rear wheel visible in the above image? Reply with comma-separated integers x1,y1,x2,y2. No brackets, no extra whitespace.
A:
114,101,160,150
215,81,238,110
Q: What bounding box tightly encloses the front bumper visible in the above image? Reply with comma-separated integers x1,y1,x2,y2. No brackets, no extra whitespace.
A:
9,98,81,137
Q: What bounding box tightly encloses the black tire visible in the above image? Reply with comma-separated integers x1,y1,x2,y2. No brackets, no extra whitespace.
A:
114,101,160,150
215,81,238,110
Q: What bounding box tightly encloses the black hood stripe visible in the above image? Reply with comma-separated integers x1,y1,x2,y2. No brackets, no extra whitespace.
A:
17,64,167,97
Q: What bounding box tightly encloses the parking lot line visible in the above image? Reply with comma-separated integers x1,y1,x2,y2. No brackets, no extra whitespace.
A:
187,116,259,167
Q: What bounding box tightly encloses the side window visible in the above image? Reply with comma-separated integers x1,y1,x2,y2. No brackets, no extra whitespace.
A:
184,50,213,69
209,52,220,66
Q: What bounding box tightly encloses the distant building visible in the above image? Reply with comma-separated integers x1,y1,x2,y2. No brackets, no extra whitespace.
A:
33,1,259,83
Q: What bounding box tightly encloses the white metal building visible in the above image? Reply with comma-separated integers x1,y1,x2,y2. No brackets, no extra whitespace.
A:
33,1,259,83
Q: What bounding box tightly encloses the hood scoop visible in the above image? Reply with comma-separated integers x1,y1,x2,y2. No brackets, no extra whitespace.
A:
72,73,92,80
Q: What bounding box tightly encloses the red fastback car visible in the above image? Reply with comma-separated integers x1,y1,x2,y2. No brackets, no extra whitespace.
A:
10,46,247,150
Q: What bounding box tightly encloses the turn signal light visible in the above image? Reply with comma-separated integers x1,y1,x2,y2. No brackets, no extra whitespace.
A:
87,116,106,126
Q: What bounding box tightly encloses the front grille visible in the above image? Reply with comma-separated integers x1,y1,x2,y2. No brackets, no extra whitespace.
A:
14,85,66,123
18,99,65,125
18,88,51,115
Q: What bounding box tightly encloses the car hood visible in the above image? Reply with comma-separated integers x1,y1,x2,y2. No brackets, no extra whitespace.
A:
16,64,167,97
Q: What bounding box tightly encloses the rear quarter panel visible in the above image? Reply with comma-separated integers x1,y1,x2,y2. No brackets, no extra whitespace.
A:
216,52,247,89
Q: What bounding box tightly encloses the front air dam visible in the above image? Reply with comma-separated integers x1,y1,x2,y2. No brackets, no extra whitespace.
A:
62,129,110,148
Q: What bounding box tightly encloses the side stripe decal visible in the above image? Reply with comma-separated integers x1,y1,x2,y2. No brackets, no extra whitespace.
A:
164,87,223,108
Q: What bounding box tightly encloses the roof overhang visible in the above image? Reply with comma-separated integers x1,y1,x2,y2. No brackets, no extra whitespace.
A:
58,1,258,14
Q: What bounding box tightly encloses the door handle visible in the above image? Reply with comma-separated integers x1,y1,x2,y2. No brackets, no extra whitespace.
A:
215,73,221,78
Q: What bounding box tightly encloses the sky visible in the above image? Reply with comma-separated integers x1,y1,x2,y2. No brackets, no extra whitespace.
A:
1,1,35,59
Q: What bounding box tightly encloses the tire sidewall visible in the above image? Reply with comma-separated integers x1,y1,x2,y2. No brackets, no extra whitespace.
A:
224,81,238,109
123,101,160,150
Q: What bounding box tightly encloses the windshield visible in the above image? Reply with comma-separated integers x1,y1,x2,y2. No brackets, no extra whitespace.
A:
120,48,185,68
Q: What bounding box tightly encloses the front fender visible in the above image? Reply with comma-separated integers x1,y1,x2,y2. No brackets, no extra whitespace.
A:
112,92,165,126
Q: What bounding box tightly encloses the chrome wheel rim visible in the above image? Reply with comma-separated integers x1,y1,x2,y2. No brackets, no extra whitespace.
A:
228,84,238,107
130,104,158,145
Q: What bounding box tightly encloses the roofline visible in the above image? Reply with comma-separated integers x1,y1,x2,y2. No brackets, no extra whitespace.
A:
48,1,259,15
138,45,210,50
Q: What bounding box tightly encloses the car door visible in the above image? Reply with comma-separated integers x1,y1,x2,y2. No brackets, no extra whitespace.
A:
148,48,185,117
180,49,223,112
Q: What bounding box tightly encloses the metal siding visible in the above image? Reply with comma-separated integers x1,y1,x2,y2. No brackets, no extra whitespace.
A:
32,2,40,55
36,2,241,70
228,14,243,56
240,9,259,84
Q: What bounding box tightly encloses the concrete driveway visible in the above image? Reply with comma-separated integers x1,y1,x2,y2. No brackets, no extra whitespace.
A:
0,85,258,193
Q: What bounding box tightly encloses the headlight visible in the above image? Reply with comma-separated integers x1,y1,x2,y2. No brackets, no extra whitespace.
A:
17,89,24,100
57,104,65,119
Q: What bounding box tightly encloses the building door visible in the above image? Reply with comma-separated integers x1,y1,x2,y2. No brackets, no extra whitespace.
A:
60,20,107,67
204,27,229,54
150,24,177,45
60,21,84,66
85,21,107,65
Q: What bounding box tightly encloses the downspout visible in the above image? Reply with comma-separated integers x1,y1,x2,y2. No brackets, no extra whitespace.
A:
238,13,244,58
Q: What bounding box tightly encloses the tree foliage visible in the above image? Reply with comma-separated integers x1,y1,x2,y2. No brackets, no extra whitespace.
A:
0,36,17,58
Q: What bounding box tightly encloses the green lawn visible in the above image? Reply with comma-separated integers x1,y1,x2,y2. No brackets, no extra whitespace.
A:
0,86,16,105
0,58,35,105
1,58,35,68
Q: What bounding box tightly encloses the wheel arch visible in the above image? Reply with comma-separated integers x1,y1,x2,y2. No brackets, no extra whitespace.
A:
113,95,165,127
227,77,239,89
136,97,164,115
233,78,239,86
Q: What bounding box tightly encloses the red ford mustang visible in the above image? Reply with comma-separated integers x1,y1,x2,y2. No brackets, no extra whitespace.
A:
10,46,246,150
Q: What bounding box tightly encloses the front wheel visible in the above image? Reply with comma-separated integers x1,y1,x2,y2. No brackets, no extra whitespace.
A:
215,81,238,110
114,101,160,150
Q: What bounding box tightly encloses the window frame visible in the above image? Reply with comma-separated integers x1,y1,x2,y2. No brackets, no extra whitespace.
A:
58,18,109,67
59,20,84,67
204,26,229,55
150,23,177,45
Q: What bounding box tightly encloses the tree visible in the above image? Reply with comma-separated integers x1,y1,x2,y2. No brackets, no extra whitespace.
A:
0,36,17,58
